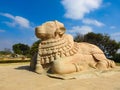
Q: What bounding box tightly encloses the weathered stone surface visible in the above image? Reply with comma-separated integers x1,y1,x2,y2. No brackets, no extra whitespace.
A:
30,20,116,75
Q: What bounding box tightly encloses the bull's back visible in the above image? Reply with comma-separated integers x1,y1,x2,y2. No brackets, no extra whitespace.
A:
77,42,104,55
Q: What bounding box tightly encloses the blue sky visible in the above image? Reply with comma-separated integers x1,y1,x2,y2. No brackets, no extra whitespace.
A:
0,0,120,51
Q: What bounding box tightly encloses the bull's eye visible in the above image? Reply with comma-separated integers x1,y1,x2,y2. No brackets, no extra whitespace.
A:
60,27,66,31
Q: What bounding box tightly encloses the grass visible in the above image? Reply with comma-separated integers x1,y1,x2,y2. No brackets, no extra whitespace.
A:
0,60,30,64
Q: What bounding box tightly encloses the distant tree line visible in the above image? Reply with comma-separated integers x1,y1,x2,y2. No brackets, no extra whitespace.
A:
12,43,30,57
0,48,12,55
12,40,41,58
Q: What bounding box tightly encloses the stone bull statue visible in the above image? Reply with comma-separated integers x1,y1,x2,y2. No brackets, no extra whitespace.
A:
30,20,115,74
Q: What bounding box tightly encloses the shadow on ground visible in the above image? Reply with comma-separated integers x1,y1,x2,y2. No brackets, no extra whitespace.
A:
15,65,30,71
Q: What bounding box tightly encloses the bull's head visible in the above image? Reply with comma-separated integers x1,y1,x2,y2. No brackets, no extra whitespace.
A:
35,20,66,40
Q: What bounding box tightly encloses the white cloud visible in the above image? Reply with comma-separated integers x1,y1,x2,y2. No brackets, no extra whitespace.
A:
82,18,105,27
0,13,14,19
15,16,30,28
102,2,111,8
0,13,31,28
0,29,5,33
111,32,120,42
68,25,93,35
110,26,116,29
61,0,102,20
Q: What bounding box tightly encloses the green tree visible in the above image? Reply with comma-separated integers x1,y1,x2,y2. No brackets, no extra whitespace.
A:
12,43,30,56
112,53,120,62
30,40,41,56
74,33,84,42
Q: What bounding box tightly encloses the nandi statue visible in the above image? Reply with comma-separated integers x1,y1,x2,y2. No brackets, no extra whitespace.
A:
30,20,115,74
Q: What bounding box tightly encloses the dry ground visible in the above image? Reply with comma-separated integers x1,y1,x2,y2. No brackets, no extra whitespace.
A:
0,63,120,90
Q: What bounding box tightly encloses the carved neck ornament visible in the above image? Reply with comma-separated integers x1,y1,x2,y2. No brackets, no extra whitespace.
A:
38,36,79,64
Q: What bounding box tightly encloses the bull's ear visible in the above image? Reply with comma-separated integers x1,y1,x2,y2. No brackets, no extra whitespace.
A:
54,20,66,37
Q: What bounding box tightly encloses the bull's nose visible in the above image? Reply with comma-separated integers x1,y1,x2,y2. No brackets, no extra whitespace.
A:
35,26,40,30
35,26,41,33
35,26,45,34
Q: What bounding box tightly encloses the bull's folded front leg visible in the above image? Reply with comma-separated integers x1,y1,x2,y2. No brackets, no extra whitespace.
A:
51,59,76,74
51,56,85,74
